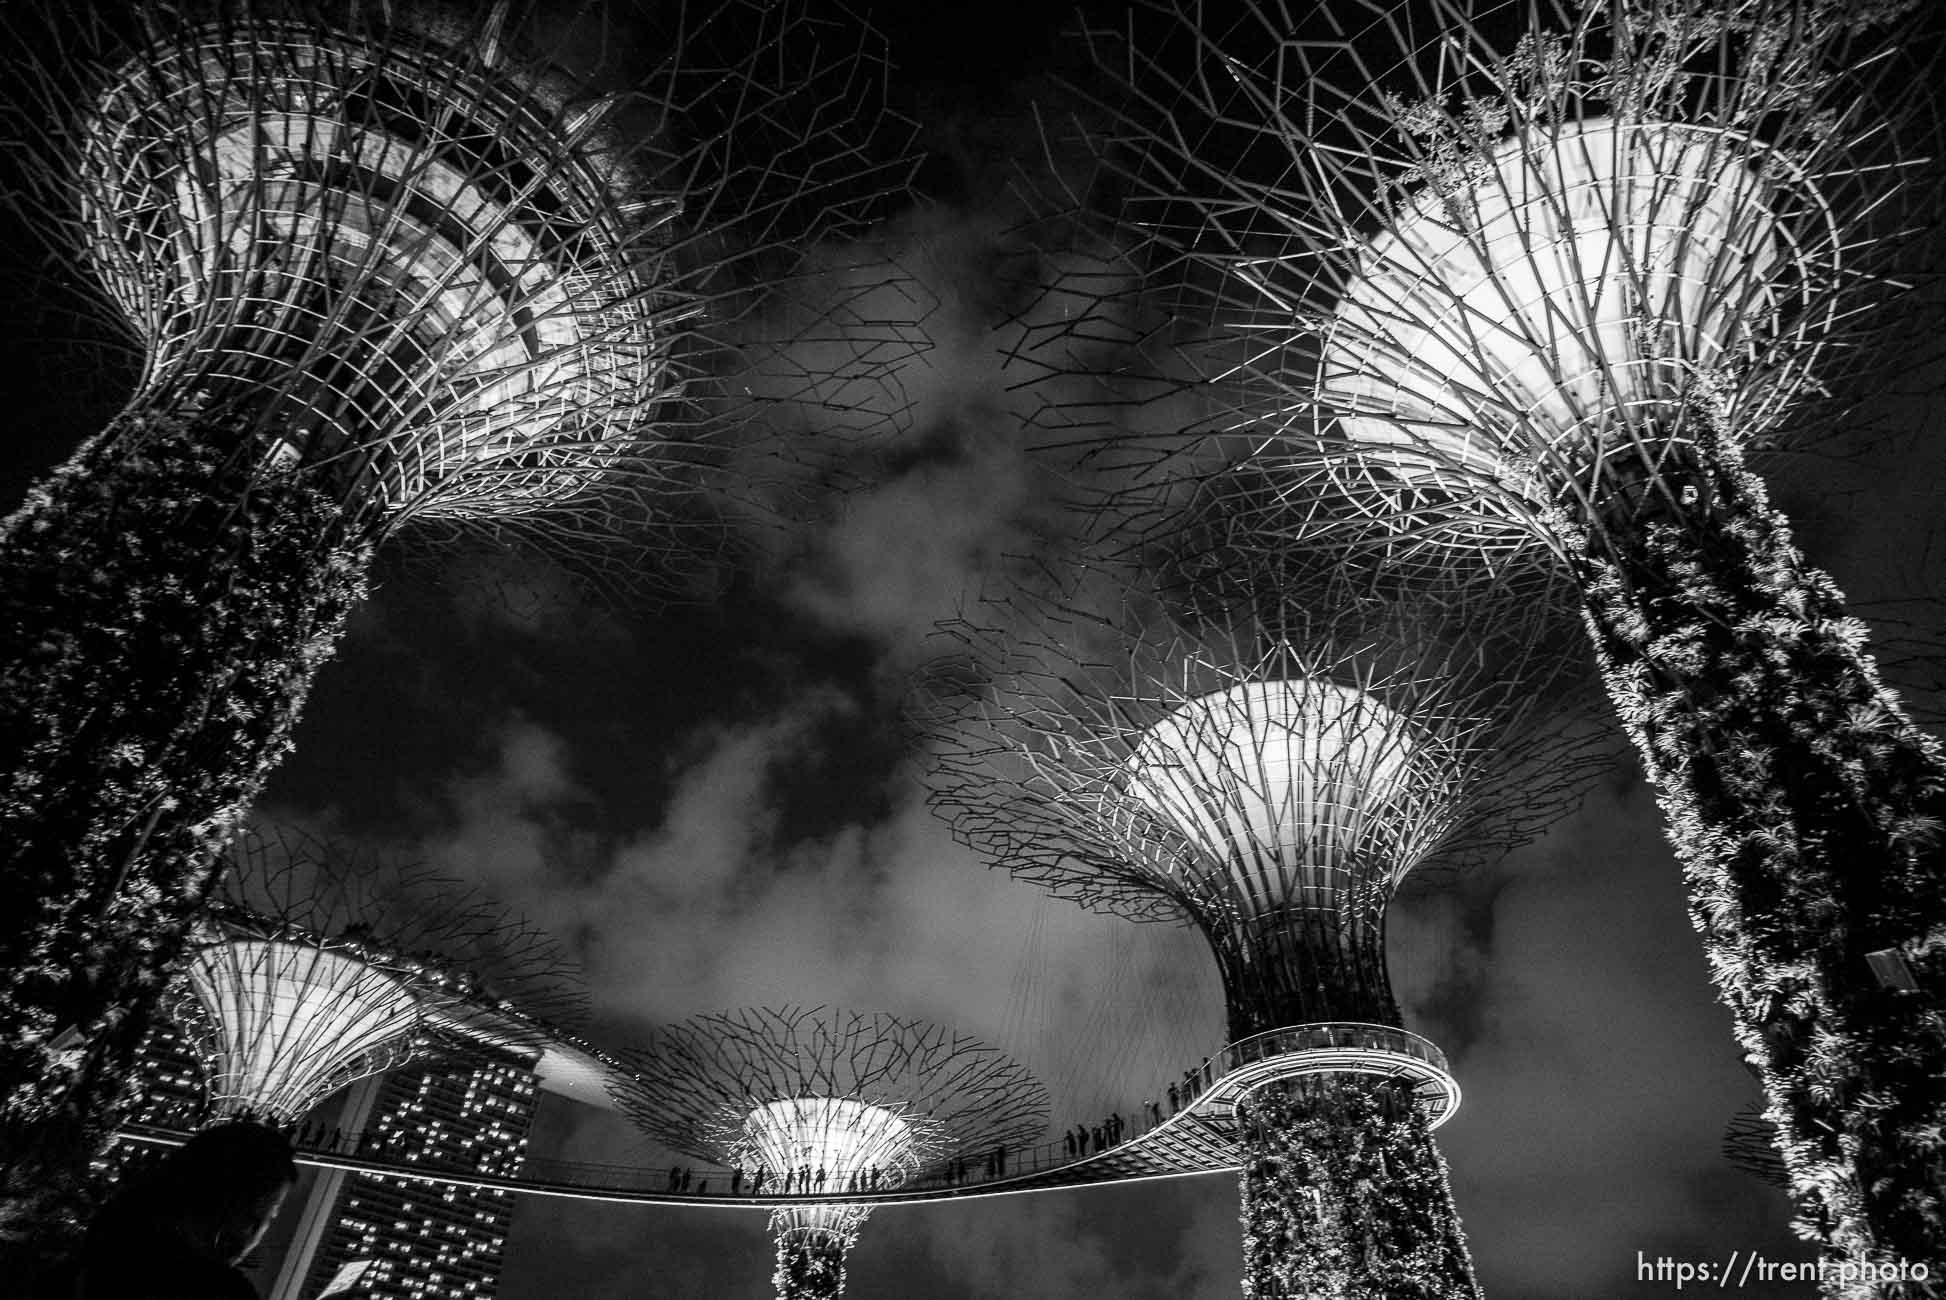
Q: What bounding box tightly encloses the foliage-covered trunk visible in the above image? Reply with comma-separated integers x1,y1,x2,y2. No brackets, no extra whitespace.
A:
1236,1075,1479,1299
0,407,371,1244
774,1228,849,1300
1556,399,1946,1296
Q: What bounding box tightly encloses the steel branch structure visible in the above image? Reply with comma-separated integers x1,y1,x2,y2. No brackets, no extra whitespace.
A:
921,515,1599,1298
1027,0,1946,1277
7,0,916,562
1034,0,1939,568
164,827,586,1128
614,1007,1049,1300
926,530,1597,1038
0,0,914,1215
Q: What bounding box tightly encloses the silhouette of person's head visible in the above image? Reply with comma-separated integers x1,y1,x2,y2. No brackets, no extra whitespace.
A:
113,1121,299,1264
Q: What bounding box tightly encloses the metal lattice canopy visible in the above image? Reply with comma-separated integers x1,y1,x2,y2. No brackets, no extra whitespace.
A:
1,0,920,592
921,508,1604,1036
1020,0,1942,572
615,1007,1049,1251
166,825,587,1126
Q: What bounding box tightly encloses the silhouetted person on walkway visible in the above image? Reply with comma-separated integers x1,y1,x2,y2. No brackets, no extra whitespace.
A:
815,1166,827,1192
68,1121,296,1299
668,1165,681,1191
679,1168,693,1192
752,1168,768,1195
1168,1082,1180,1114
731,1168,744,1195
1063,1129,1076,1158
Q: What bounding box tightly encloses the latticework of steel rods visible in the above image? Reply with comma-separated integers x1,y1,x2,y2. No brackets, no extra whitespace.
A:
2,0,920,579
1016,0,1946,1281
923,536,1603,1041
615,1007,1049,1299
920,526,1599,1300
166,825,587,1128
0,0,915,1215
1021,0,1941,573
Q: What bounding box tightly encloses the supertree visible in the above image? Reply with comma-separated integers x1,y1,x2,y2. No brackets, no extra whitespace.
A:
614,1006,1049,1300
166,826,586,1129
920,499,1602,1299
1023,0,1946,1280
49,824,582,1265
0,0,914,1199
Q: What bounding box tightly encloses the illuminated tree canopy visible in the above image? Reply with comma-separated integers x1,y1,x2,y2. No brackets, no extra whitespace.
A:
0,0,917,1218
919,503,1603,1298
168,826,587,1128
1013,0,1946,1277
615,1006,1048,1300
1021,0,1940,562
924,515,1602,1038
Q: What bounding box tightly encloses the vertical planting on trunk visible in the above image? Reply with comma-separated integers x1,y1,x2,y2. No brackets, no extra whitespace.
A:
1237,1074,1479,1299
775,1231,849,1300
1554,395,1946,1290
0,407,371,1229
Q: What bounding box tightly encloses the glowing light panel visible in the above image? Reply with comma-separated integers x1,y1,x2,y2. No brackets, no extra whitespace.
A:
75,24,657,517
737,1097,926,1188
1124,679,1424,909
1322,119,1781,488
183,939,423,1125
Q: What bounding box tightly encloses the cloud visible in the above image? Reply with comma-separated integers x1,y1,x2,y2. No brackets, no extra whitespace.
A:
409,694,1225,1131
736,199,1216,670
782,445,1043,657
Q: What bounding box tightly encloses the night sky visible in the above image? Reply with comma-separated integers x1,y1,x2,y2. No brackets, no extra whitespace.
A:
5,0,1943,1296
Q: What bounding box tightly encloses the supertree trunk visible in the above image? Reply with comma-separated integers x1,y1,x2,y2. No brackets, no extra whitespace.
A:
775,1230,850,1300
1237,1075,1478,1300
1213,914,1400,1040
1554,395,1946,1289
0,406,370,1233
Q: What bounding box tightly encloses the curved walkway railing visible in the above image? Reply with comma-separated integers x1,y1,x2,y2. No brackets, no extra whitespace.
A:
115,1020,1458,1207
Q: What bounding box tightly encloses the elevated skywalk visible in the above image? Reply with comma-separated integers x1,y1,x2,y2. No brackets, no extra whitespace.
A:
117,1021,1456,1207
